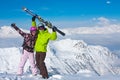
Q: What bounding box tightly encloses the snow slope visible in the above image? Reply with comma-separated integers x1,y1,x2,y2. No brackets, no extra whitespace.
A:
49,39,119,75
0,39,120,80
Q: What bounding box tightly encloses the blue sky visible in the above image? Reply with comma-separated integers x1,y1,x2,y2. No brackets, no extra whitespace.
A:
0,0,120,29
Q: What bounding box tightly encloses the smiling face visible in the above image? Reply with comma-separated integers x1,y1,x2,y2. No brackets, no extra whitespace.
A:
31,30,37,36
38,25,45,30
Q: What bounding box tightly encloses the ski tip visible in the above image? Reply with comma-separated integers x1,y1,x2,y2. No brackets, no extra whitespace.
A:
22,7,27,11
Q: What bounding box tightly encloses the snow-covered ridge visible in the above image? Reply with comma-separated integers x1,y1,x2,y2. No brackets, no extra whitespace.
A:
0,39,119,76
48,39,119,75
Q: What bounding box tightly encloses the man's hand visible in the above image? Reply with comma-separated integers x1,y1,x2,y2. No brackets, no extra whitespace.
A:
32,15,37,21
52,26,57,32
44,21,52,28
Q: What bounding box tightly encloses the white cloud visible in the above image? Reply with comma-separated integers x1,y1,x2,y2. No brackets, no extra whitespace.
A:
97,17,110,26
0,26,29,38
92,17,120,28
106,1,111,4
1,17,120,39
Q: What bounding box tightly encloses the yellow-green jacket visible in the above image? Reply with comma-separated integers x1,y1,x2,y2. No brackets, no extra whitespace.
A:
32,21,57,52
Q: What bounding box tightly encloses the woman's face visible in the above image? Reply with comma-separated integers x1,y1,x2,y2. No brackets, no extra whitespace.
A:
31,30,37,36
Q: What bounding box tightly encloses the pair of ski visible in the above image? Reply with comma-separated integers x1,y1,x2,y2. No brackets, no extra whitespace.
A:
22,7,65,36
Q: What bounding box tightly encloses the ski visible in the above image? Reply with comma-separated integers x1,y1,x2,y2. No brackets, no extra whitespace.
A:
22,7,65,36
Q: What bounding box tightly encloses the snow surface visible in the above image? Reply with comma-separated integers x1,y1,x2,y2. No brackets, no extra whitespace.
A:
0,26,120,80
0,40,120,80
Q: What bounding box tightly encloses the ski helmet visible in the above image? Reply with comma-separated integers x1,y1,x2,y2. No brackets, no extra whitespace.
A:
30,27,37,31
38,23,45,30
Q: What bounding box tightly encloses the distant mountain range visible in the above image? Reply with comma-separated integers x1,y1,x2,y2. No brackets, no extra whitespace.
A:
0,25,120,38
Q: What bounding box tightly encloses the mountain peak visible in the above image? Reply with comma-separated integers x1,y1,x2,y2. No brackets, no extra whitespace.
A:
48,39,119,75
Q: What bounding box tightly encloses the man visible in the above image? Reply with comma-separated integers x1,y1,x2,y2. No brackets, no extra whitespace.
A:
32,16,57,79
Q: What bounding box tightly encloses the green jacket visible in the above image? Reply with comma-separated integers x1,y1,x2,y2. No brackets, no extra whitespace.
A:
32,21,57,52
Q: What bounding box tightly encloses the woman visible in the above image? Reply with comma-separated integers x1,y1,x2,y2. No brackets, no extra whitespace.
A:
11,17,38,76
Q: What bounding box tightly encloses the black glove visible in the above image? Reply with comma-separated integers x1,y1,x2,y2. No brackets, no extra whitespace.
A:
44,21,52,28
52,26,57,32
11,23,19,30
32,15,37,21
11,23,16,27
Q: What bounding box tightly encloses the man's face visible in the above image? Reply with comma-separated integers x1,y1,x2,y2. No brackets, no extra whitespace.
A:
39,27,44,30
38,25,45,30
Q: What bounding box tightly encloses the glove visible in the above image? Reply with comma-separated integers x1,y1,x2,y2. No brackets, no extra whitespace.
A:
11,23,19,30
44,21,52,28
32,15,37,21
52,26,57,32
11,23,16,27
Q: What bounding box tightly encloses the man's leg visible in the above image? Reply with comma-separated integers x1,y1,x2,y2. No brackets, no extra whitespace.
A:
35,52,48,78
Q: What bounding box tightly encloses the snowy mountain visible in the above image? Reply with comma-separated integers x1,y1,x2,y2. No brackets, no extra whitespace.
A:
0,26,120,80
0,39,120,79
48,39,120,75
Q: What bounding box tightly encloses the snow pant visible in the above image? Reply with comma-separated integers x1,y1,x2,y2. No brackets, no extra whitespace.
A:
17,50,37,75
35,52,48,78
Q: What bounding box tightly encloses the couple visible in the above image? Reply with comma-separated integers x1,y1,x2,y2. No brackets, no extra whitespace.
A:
11,16,57,79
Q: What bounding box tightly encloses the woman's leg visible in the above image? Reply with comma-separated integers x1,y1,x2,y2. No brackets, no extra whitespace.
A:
17,50,28,75
28,52,37,75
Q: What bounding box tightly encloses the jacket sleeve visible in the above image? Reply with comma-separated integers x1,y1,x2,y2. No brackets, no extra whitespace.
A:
12,26,26,37
32,21,37,27
49,32,57,40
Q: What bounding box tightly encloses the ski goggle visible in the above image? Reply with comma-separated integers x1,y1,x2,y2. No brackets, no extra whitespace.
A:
38,25,45,30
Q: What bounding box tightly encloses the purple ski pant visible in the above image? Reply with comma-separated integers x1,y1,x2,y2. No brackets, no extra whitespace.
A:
17,50,37,75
